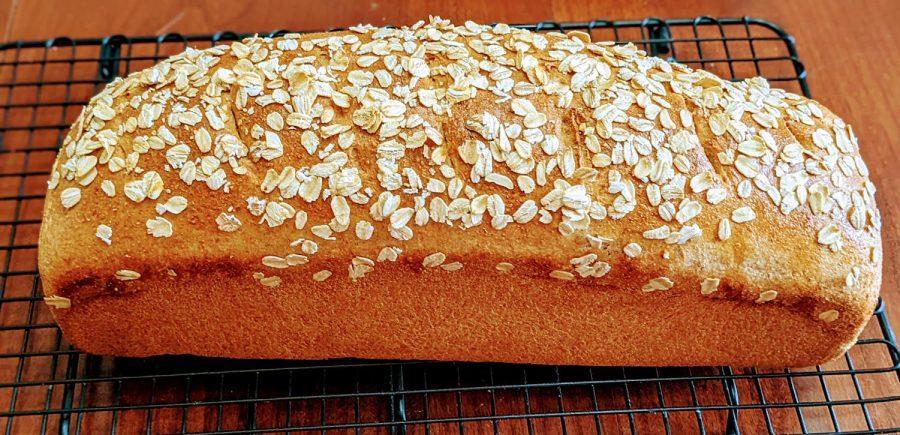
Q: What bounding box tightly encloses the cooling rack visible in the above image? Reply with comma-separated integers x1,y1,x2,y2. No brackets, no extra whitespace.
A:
0,16,898,434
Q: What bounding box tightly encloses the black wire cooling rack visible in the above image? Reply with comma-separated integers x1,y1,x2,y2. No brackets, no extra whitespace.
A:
0,16,898,435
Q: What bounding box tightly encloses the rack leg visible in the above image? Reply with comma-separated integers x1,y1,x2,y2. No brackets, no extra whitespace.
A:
721,366,741,435
389,364,408,435
58,353,81,435
873,298,900,377
97,36,125,83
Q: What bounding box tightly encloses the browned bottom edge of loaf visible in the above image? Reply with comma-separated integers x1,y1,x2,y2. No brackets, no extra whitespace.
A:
49,266,866,368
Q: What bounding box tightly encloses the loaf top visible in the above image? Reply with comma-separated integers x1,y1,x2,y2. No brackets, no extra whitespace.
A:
40,18,881,331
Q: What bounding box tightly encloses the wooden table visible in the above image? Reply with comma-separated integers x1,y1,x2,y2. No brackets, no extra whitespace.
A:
0,0,897,433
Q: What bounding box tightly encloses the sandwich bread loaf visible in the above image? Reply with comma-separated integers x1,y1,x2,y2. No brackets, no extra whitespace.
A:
38,18,882,367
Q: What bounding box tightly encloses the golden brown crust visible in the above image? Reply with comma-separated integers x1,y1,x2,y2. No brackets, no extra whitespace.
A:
38,19,881,367
49,260,857,367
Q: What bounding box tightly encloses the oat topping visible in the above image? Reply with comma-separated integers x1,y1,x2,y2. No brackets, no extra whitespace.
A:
96,224,113,245
262,255,289,269
100,180,116,197
115,269,141,281
642,277,674,292
818,309,840,323
817,223,842,250
216,212,242,232
312,270,333,282
422,252,447,268
349,256,375,281
44,295,72,309
258,275,282,287
51,18,880,322
717,218,732,241
700,278,719,295
846,266,862,288
377,246,401,262
731,207,756,223
60,187,81,209
496,262,514,272
441,261,464,271
355,220,375,240
623,242,642,258
156,196,188,215
756,290,778,303
146,217,174,238
550,270,575,281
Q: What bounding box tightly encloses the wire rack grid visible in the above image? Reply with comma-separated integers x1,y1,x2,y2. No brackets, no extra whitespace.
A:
0,16,897,435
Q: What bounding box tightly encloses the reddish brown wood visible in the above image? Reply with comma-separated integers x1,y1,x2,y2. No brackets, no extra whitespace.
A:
0,0,897,433
0,0,12,42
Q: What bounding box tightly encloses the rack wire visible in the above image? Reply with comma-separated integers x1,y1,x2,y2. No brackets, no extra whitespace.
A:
0,16,897,434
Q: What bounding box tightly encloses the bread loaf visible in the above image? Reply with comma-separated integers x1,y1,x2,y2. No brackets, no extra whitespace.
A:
38,18,882,367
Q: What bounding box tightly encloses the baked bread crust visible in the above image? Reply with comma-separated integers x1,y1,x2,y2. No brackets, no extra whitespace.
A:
38,18,882,367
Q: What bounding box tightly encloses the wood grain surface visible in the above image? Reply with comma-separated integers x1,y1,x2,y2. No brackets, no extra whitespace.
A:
0,0,897,433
